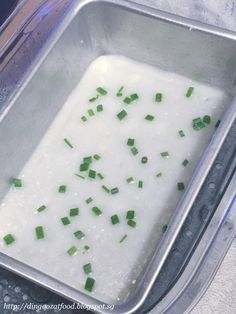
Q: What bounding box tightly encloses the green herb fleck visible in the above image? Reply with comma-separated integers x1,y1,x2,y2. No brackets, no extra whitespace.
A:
102,185,110,193
141,156,148,164
89,95,99,102
138,180,143,189
155,93,162,102
178,130,185,137
67,246,77,256
81,116,87,122
127,138,135,146
186,86,194,98
192,117,205,131
88,169,96,179
111,187,119,195
93,154,101,161
117,110,127,120
35,226,44,239
127,220,136,228
80,163,89,172
126,210,135,220
61,217,71,226
182,159,189,167
177,182,185,191
75,173,85,179
123,93,139,104
88,109,95,117
160,151,169,158
97,173,104,180
92,206,102,216
111,214,120,225
215,120,221,128
203,115,211,125
69,208,79,217
85,277,95,292
58,185,67,193
3,234,15,245
96,104,103,112
145,114,155,121
119,234,128,243
116,86,124,97
85,197,93,204
131,147,139,156
83,263,92,274
156,172,162,178
74,230,85,240
96,87,107,95
37,205,47,213
126,177,134,183
11,178,22,188
63,138,74,149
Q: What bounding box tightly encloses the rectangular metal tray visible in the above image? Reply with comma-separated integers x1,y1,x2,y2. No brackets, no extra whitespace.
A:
0,0,236,313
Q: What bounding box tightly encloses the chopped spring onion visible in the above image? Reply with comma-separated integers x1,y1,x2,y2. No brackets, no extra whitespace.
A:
177,182,185,191
96,104,103,112
126,210,135,220
186,86,194,98
67,246,77,256
80,163,89,172
145,114,154,121
97,173,104,180
85,277,95,292
61,217,71,226
178,130,185,137
131,147,139,156
102,185,110,193
203,115,211,125
127,138,135,146
155,93,162,102
11,178,22,188
35,226,44,239
182,159,189,167
117,109,127,120
88,109,95,117
156,172,162,178
192,117,206,130
141,156,148,164
160,151,169,158
83,156,92,165
3,234,15,245
74,230,85,240
215,120,221,128
83,245,90,252
92,206,102,216
88,169,96,179
138,180,143,189
89,95,99,102
75,174,85,180
37,205,47,213
81,116,87,122
111,214,120,225
123,93,139,104
93,154,101,160
116,86,124,97
119,234,128,243
111,187,119,195
58,185,67,193
83,263,92,274
162,224,168,233
96,87,107,95
85,197,93,204
63,138,74,149
69,208,79,217
127,220,136,228
126,177,134,183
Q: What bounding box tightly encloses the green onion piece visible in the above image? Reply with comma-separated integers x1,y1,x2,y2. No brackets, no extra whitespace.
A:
88,109,95,117
215,120,221,128
116,86,124,97
156,172,162,178
186,86,194,97
88,169,96,179
145,114,154,121
141,156,148,164
130,93,139,101
93,154,101,160
67,246,77,256
96,104,103,112
111,214,120,225
119,234,128,243
80,163,89,172
203,115,211,125
63,138,74,149
162,224,168,233
127,138,135,146
127,220,136,228
177,182,185,191
69,208,79,217
111,187,119,195
3,234,15,245
35,226,44,239
96,87,107,95
81,116,87,122
126,177,134,183
123,93,139,104
83,245,90,252
83,156,92,164
58,185,67,193
182,159,189,167
85,197,93,204
92,206,102,216
61,217,71,226
89,95,99,102
126,210,135,220
85,277,95,292
138,181,143,189
178,130,185,137
83,263,92,274
37,205,46,213
97,173,104,180
102,185,110,193
117,110,127,120
74,230,85,240
75,174,85,179
161,151,169,158
155,93,162,102
11,178,22,188
131,147,139,156
192,117,205,131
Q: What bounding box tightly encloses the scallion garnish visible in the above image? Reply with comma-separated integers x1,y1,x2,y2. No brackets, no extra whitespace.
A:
138,180,143,189
81,116,87,122
83,245,90,252
160,151,169,158
92,206,102,216
127,220,136,228
58,185,67,193
186,86,194,97
86,197,93,204
119,234,128,243
126,210,135,220
83,263,92,274
131,147,139,156
63,138,74,149
182,159,189,167
88,169,96,179
155,93,162,102
96,87,107,95
69,208,79,217
126,177,134,183
116,86,124,97
127,138,135,146
156,172,162,178
96,104,103,112
3,234,15,245
123,93,139,104
177,182,185,191
89,95,99,102
203,115,211,125
61,217,71,226
102,185,110,193
80,163,89,172
85,277,95,292
117,109,127,120
215,120,221,128
83,156,92,165
35,226,44,239
192,117,205,130
67,246,77,256
93,154,101,160
178,130,185,137
11,178,22,188
75,174,85,179
37,205,47,213
111,187,119,195
111,214,120,225
74,230,85,240
145,114,154,121
88,109,95,117
141,156,148,164
97,173,104,180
